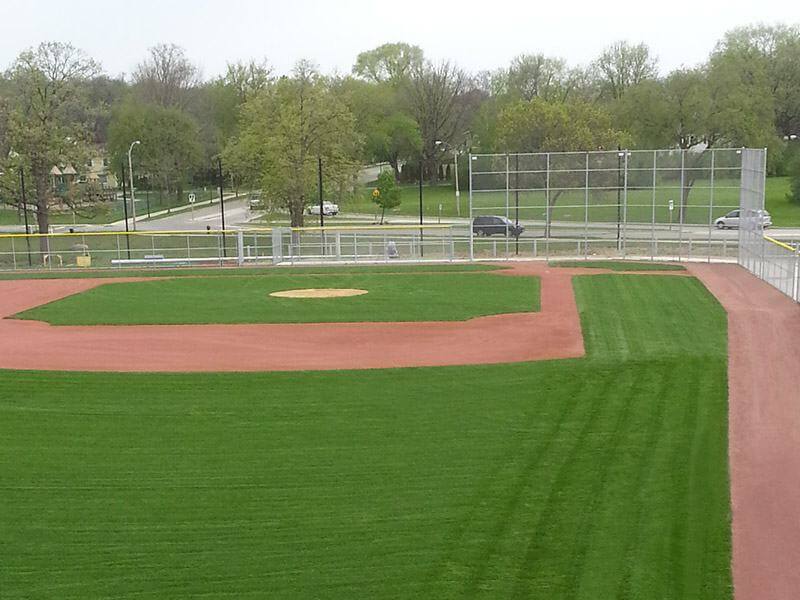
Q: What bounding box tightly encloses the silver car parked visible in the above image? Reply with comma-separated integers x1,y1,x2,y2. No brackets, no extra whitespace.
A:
715,209,772,229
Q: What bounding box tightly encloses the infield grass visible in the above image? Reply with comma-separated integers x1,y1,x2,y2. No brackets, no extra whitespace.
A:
0,274,731,599
15,272,540,325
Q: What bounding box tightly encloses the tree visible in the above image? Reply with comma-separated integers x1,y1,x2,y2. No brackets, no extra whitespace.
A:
2,42,99,240
498,54,574,102
366,114,422,180
406,61,469,183
593,41,658,100
107,99,203,199
353,43,423,84
496,98,629,235
225,61,361,227
615,58,776,214
133,44,199,109
371,170,401,223
714,24,800,137
496,98,627,153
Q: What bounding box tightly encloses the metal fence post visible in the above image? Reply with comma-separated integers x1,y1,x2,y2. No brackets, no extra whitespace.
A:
622,150,629,258
237,230,245,266
707,150,715,263
651,150,657,261
468,153,474,261
584,152,589,260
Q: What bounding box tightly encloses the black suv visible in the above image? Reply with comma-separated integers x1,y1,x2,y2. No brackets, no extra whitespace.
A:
472,216,525,238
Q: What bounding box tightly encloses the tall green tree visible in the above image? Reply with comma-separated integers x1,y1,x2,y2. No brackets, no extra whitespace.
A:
2,42,99,238
132,44,199,109
715,24,800,137
353,43,424,85
494,54,576,102
225,61,361,227
593,41,658,100
107,99,203,198
615,57,776,212
496,98,629,235
406,61,469,183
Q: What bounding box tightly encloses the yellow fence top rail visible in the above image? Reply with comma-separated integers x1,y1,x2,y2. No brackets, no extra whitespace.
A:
291,224,452,232
0,224,451,240
764,235,797,253
0,229,267,239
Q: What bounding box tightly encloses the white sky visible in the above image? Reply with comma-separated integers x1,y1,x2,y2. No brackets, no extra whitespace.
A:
0,0,797,79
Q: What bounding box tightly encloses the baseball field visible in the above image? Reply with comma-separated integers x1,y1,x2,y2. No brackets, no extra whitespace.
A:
0,261,744,599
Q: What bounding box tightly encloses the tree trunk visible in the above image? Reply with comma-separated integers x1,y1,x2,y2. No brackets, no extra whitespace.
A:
544,190,564,238
289,198,304,228
389,158,401,181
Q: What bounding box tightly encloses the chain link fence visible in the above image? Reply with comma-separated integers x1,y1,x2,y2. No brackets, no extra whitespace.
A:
468,148,746,262
0,225,458,271
738,148,799,302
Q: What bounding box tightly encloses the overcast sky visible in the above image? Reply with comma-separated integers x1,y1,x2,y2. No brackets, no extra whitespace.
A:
0,0,796,79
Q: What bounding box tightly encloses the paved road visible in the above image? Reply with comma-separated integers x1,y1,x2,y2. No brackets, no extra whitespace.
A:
135,198,251,231
4,201,799,244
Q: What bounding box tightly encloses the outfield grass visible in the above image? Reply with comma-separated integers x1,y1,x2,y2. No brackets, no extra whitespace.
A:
550,260,686,271
16,272,540,325
0,273,730,598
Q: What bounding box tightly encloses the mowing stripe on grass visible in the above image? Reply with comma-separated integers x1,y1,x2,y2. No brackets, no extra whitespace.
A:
0,274,731,599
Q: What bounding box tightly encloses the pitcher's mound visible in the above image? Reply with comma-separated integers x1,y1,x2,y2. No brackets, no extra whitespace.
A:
270,288,369,299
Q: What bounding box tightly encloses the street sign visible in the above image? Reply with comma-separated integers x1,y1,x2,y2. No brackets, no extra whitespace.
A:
188,193,197,204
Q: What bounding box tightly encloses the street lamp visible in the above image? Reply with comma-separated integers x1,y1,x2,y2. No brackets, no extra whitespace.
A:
435,140,463,217
127,140,141,231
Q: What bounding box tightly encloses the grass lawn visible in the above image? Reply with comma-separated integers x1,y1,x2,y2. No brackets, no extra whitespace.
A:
0,274,731,598
764,177,799,226
15,272,539,325
550,260,686,271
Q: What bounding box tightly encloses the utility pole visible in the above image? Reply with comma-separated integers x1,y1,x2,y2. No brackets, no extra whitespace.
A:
218,157,226,258
454,150,461,217
617,146,622,251
19,169,32,266
515,154,520,256
419,160,424,258
318,157,324,228
127,140,140,231
120,164,131,259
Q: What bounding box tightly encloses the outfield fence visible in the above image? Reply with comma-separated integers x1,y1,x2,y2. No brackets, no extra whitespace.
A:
468,148,747,263
738,148,799,302
0,147,786,279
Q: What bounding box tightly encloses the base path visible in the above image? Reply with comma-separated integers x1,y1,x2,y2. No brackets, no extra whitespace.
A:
689,264,800,600
0,264,588,372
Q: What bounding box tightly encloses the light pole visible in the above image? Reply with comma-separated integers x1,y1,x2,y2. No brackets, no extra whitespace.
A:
127,140,141,231
435,140,462,217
